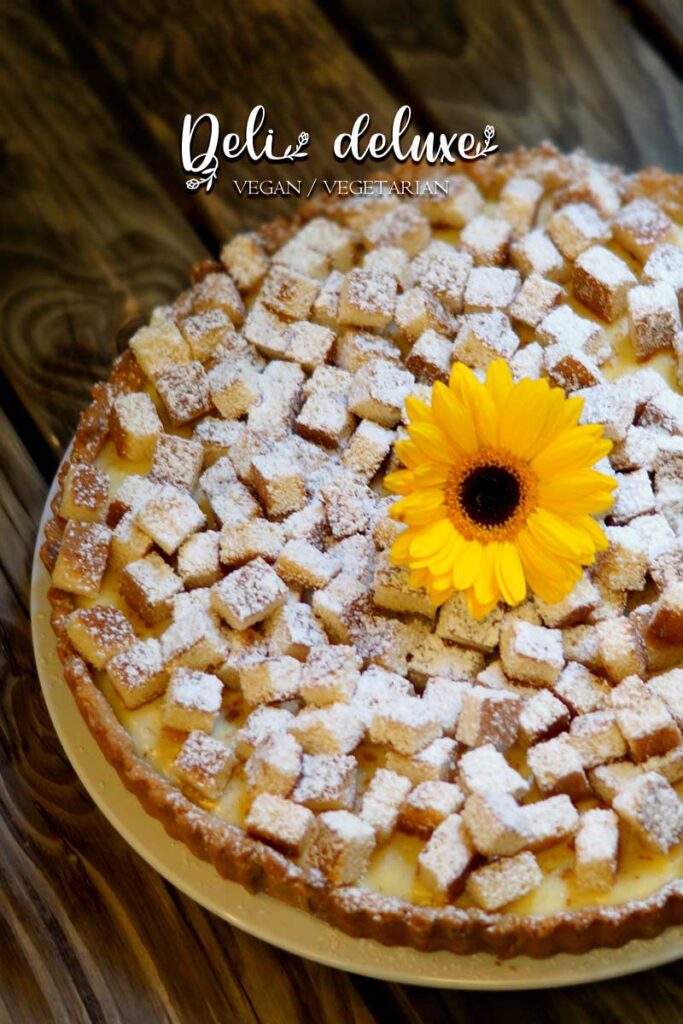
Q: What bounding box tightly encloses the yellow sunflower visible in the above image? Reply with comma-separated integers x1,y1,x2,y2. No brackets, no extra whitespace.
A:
385,359,617,620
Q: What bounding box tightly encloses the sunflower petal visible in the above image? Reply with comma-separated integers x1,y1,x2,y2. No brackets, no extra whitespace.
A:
473,542,500,607
408,422,459,464
485,359,514,407
467,589,499,620
456,366,499,448
429,532,465,576
431,572,457,591
495,541,527,606
430,584,456,606
531,428,613,478
538,471,616,515
384,469,415,495
394,489,445,513
569,513,609,551
527,507,594,561
515,526,573,588
382,358,617,616
404,395,433,424
412,464,451,487
498,378,551,458
431,381,478,454
389,529,412,564
453,538,483,590
409,567,432,589
394,439,421,469
409,518,455,558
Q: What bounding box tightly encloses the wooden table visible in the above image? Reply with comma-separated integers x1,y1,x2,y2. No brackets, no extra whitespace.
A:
1,1,682,1019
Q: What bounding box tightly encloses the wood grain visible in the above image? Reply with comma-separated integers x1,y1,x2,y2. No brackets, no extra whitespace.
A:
49,0,404,239
2,1,683,1019
0,0,402,456
334,0,683,171
0,422,383,1023
357,971,683,1023
0,3,207,456
627,0,683,52
0,408,46,611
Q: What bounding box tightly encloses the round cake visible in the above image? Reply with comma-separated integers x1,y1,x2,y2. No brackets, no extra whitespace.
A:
42,144,683,958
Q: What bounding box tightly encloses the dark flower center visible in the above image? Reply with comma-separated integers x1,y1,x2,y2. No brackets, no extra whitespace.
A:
459,465,521,528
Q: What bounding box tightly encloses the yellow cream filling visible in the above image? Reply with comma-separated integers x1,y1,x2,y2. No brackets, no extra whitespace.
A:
78,216,683,918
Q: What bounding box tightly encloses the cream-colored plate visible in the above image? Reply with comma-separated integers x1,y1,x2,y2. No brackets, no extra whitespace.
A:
31,467,683,990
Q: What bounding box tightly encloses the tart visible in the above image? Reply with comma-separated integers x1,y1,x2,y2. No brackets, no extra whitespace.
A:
42,144,683,959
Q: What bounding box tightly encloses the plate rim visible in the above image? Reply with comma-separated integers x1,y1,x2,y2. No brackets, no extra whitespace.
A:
30,471,683,990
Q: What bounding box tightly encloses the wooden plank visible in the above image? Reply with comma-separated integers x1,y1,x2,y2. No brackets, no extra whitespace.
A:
625,0,683,55
0,425,381,1023
357,971,683,1023
48,0,404,238
0,407,46,611
0,0,404,455
0,6,393,1018
0,3,208,456
3,3,683,1018
335,0,683,171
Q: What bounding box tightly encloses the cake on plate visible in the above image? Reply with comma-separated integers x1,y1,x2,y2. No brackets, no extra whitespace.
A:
41,144,683,957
